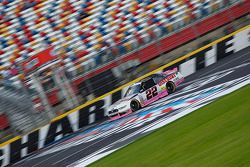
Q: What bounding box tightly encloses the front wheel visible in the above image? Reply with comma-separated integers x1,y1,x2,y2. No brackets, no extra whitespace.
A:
166,81,176,94
130,100,141,112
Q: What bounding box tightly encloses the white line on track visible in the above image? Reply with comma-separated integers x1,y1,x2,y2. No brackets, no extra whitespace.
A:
28,125,123,167
34,75,250,167
69,77,250,167
16,49,250,167
200,51,250,77
28,109,163,166
21,129,112,167
180,61,250,87
242,56,250,63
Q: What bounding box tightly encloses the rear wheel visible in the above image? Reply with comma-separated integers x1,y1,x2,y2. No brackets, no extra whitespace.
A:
166,81,176,94
130,100,141,112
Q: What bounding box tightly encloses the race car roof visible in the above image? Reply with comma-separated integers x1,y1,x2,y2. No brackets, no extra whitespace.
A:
140,73,162,82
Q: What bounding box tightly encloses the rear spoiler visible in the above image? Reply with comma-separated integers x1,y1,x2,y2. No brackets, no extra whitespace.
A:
160,67,178,75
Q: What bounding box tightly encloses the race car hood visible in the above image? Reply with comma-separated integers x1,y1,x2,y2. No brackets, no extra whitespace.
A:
120,94,138,102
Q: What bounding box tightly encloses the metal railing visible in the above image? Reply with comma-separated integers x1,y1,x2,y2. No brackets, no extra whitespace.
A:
0,83,50,142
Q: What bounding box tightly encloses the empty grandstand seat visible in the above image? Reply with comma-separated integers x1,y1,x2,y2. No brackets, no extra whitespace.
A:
0,113,10,130
0,0,241,85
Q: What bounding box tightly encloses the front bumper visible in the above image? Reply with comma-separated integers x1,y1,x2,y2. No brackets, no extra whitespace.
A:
109,109,132,121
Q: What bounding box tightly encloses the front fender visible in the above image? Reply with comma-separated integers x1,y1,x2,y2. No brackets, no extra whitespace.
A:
131,95,144,106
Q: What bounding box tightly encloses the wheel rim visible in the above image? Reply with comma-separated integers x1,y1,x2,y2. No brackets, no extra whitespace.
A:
131,101,139,111
167,82,175,93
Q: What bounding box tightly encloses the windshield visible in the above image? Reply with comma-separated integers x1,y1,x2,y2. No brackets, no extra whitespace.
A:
124,84,141,97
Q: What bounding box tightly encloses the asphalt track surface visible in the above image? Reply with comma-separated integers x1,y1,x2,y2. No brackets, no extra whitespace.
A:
13,46,250,167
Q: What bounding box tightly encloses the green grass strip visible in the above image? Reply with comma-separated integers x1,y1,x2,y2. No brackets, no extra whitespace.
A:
90,85,250,167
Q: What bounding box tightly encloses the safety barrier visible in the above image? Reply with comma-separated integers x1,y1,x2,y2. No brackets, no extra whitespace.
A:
0,24,249,167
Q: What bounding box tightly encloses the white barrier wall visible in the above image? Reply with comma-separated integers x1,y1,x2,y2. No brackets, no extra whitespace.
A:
0,26,249,167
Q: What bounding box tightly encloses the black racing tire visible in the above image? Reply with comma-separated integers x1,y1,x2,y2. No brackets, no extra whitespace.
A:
130,100,141,112
166,81,176,94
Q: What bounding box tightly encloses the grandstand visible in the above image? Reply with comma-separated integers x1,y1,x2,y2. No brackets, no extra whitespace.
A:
0,0,240,82
0,0,247,142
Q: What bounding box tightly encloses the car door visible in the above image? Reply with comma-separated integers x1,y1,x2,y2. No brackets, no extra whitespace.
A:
141,78,161,105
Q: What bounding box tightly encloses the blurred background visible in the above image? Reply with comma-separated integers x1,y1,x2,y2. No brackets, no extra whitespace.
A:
0,0,249,143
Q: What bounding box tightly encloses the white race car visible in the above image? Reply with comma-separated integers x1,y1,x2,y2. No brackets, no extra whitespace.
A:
107,68,184,120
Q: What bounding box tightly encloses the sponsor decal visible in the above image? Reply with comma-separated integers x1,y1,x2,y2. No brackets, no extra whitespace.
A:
158,74,176,86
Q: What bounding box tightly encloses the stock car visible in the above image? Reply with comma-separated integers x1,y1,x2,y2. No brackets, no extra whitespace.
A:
107,68,184,120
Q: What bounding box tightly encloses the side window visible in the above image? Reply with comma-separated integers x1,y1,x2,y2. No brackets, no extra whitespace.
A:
143,79,156,90
153,75,165,83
